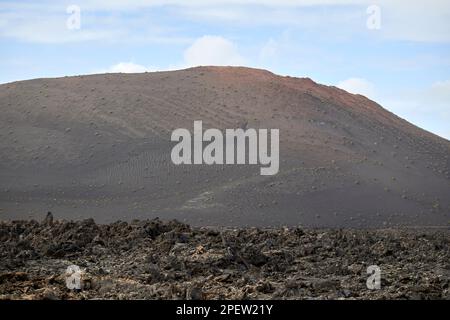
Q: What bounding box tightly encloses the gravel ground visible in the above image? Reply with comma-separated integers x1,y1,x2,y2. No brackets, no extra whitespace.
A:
1,214,449,300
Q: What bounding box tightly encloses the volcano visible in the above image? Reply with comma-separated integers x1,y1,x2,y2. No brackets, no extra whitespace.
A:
0,66,449,227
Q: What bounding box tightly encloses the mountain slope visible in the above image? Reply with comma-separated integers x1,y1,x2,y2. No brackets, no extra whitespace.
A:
0,66,449,227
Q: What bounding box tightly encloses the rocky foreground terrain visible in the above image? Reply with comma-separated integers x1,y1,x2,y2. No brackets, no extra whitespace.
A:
1,215,449,300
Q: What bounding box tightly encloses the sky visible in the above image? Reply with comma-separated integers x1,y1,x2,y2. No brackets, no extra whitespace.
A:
0,0,449,139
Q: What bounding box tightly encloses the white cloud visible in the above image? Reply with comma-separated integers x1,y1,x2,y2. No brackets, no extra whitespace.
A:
115,35,245,71
337,78,376,100
377,1,450,43
0,6,120,44
0,3,190,44
175,0,450,43
1,1,450,43
107,62,154,73
335,78,450,139
182,35,245,67
92,62,154,74
386,80,450,115
378,80,450,140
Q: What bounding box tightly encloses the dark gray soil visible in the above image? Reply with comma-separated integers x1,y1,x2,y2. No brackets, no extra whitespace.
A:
1,216,449,300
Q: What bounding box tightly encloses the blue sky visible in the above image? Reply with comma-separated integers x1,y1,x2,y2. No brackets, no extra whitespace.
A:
0,0,449,139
